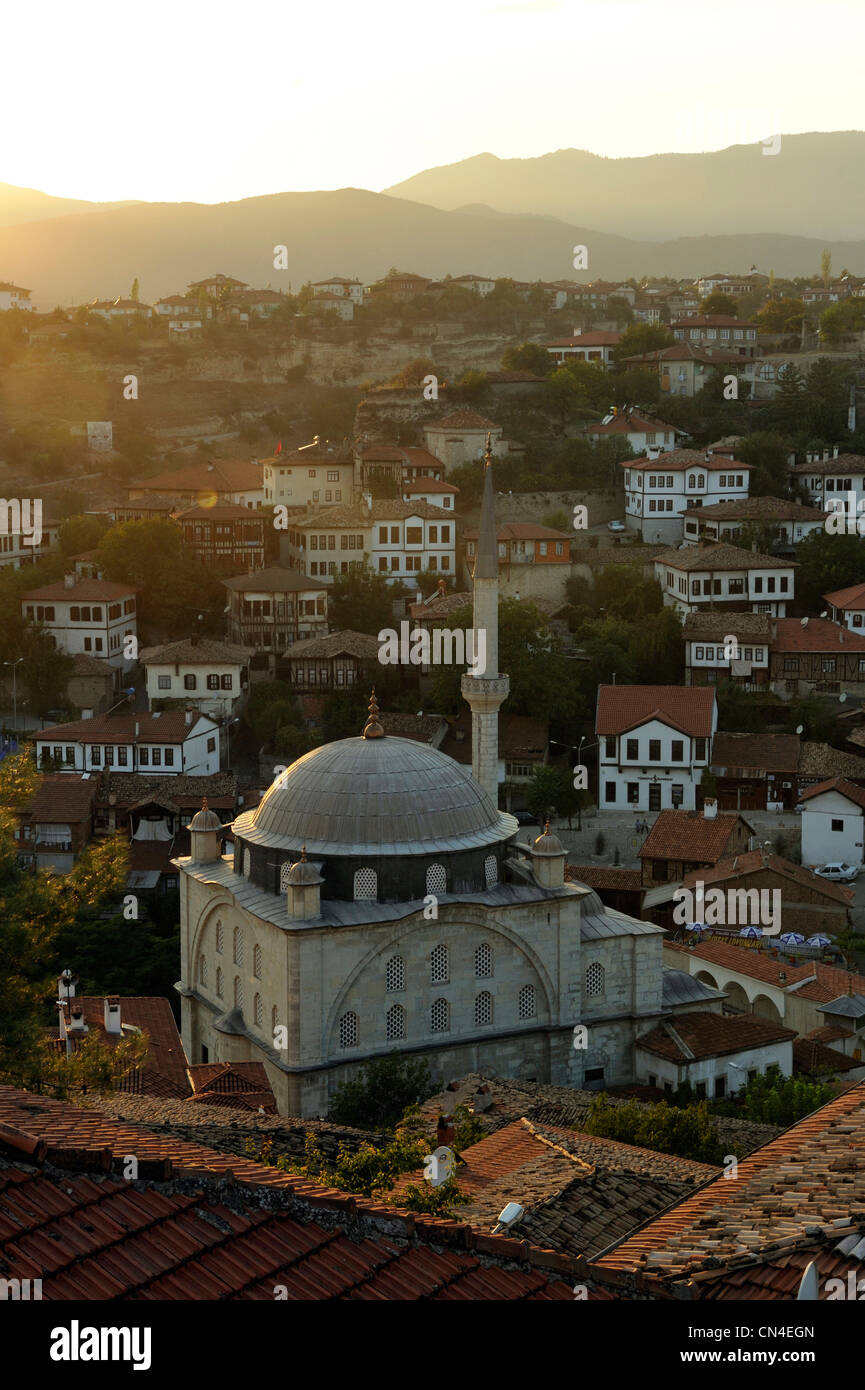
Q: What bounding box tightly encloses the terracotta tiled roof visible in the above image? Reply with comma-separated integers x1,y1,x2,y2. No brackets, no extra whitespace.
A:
636,1011,796,1063
409,591,472,620
793,1036,860,1075
824,581,865,611
70,652,115,677
596,684,716,738
299,499,444,527
282,629,379,660
673,314,757,328
625,343,744,364
24,774,97,824
31,710,212,744
682,612,772,641
711,731,800,775
639,809,751,863
596,1083,865,1281
21,577,138,602
545,331,621,346
682,849,853,906
222,565,327,593
771,617,865,653
654,541,794,571
0,1088,578,1300
791,453,865,477
404,476,459,493
588,412,679,436
138,638,253,665
623,449,750,473
50,997,191,1098
666,939,865,1004
440,711,548,765
134,458,262,494
378,712,448,744
565,865,642,892
463,522,571,541
798,776,865,811
98,771,236,810
684,496,827,522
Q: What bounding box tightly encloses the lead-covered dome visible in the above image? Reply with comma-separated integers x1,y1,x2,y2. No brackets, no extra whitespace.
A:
233,735,517,856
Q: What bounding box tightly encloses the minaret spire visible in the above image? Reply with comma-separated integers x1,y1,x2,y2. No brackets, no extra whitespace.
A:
461,434,509,806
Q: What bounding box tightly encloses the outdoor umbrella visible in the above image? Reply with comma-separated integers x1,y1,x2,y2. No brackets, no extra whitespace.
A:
779,933,805,946
738,925,763,939
807,934,832,948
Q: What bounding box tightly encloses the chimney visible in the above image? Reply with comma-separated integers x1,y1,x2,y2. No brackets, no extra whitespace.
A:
436,1113,455,1147
63,572,75,589
185,705,194,725
57,968,76,1001
703,797,718,820
135,720,140,737
823,448,830,461
68,1004,88,1033
103,996,121,1035
473,1084,493,1113
834,445,840,458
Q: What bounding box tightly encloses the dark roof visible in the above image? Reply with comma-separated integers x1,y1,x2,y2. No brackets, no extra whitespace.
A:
682,611,772,641
711,731,800,775
654,542,795,572
282,629,379,660
32,711,212,745
25,774,97,823
223,565,327,593
771,617,865,654
681,850,853,905
21,578,138,602
684,496,827,522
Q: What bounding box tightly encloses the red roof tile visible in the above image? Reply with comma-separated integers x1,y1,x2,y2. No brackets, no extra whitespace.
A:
596,684,716,738
638,809,751,863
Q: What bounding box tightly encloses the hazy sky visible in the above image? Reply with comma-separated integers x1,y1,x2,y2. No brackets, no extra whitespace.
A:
5,0,863,203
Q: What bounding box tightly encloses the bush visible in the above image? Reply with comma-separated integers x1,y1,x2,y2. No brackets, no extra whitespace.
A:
328,1053,435,1131
594,831,606,856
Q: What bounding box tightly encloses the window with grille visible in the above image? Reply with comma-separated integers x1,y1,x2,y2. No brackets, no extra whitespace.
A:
254,992,263,1026
431,998,449,1033
354,867,377,900
518,984,536,1019
233,927,244,966
431,944,449,984
386,955,405,992
243,848,251,878
484,854,497,887
215,921,224,954
475,943,493,978
339,1011,358,1048
426,862,446,895
253,944,262,979
199,955,208,986
216,967,223,999
279,862,293,891
271,1005,280,1039
586,962,605,997
475,991,493,1026
234,977,243,1009
386,1004,405,1041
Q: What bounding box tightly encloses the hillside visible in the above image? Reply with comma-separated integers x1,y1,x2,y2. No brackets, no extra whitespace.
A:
384,132,865,241
3,187,865,309
0,182,137,229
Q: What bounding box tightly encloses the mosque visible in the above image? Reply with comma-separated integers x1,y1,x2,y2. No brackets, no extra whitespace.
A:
177,447,677,1117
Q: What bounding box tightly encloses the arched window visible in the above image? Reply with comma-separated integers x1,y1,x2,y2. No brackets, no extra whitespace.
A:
386,1003,405,1041
233,926,244,966
339,1011,358,1049
586,961,605,997
687,474,696,489
430,998,449,1033
243,848,251,878
253,992,263,1026
271,1005,281,1042
199,955,208,987
475,991,493,1026
475,942,493,978
386,955,405,992
253,944,262,979
426,862,446,895
697,475,705,488
354,867,377,900
234,976,243,1010
519,984,536,1019
430,944,449,984
215,920,224,954
484,854,498,887
216,966,224,999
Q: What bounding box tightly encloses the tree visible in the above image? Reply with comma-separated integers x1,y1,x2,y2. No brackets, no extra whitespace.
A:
820,298,865,345
737,432,791,497
820,249,832,289
390,357,436,388
59,513,110,556
755,297,805,336
328,568,397,634
612,323,675,367
584,1094,728,1165
130,278,140,302
525,763,589,828
328,1053,435,1130
794,531,865,611
700,292,738,316
501,342,553,376
738,1071,836,1125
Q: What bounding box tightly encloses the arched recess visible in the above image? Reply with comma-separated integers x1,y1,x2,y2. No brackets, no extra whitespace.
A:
188,894,240,988
723,980,751,1015
322,912,558,1054
752,992,782,1023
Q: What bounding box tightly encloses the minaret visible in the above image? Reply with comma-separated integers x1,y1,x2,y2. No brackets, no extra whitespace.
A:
461,435,509,804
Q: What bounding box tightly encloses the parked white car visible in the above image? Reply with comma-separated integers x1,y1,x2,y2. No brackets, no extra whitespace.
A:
607,520,626,533
814,862,860,884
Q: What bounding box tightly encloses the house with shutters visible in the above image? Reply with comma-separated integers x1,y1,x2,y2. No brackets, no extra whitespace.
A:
31,709,221,777
769,617,865,698
223,565,328,663
654,543,796,617
585,407,683,456
622,449,751,544
682,496,828,551
671,314,758,357
824,582,865,633
139,638,253,719
21,573,138,671
290,499,455,587
787,449,865,506
682,611,772,689
638,806,754,889
624,343,746,397
596,685,717,813
797,777,865,870
544,330,621,369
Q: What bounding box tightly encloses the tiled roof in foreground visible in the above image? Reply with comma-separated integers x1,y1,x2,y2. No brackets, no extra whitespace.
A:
0,1087,577,1300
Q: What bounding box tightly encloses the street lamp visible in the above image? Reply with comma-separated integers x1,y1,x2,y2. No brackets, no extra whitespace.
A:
4,657,23,735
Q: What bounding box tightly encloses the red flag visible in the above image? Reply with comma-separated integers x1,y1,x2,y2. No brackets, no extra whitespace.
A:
276,440,282,454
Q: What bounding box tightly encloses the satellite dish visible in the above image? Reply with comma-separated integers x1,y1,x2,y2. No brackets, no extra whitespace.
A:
820,610,828,619
840,693,848,703
796,724,804,734
800,617,809,627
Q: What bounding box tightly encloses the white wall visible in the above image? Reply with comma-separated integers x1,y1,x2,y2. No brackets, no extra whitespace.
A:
636,1038,794,1096
800,791,865,868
